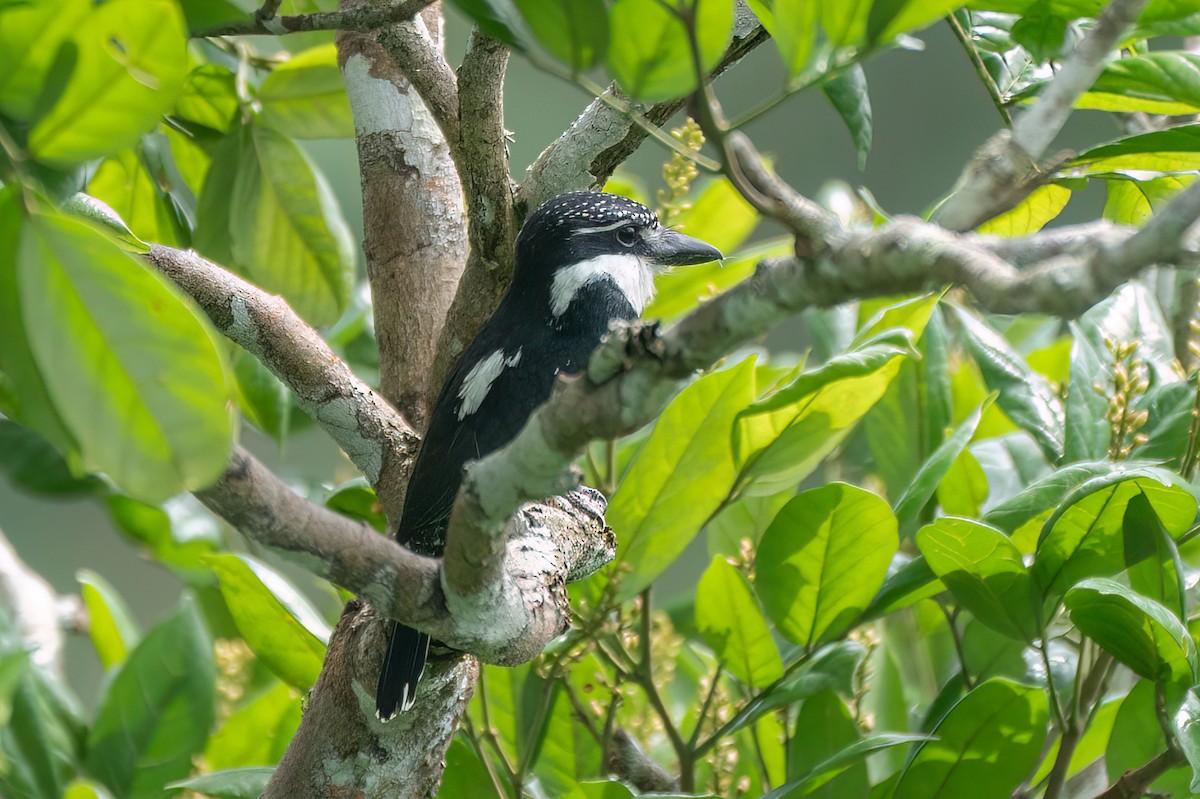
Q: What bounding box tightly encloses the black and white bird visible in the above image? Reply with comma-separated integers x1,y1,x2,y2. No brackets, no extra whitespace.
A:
376,191,723,719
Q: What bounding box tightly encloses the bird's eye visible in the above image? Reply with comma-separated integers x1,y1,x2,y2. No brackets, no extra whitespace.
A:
616,226,638,247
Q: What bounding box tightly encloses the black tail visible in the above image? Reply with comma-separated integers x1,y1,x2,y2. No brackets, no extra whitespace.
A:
376,622,430,720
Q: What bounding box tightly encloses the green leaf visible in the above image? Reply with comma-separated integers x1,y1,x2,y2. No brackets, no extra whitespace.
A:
705,488,792,559
231,347,292,442
785,690,869,799
606,0,734,102
917,518,1039,641
0,659,85,799
1066,577,1198,686
107,495,220,580
1080,282,1179,385
893,396,993,537
514,0,608,71
893,679,1049,799
1073,122,1200,175
936,447,989,518
1064,323,1111,463
1090,52,1200,114
1103,174,1193,226
324,478,387,532
0,0,91,121
975,183,1071,235
28,0,189,165
440,737,506,799
205,682,301,770
696,557,783,687
86,149,187,248
770,0,819,77
0,420,102,496
63,780,115,799
771,732,928,798
822,0,872,45
869,0,963,43
955,307,1064,462
88,597,215,799
1124,491,1186,621
1032,468,1197,599
228,124,356,326
77,570,140,670
168,768,275,799
257,44,354,139
1107,680,1194,794
16,209,234,502
822,64,872,170
1174,689,1200,793
609,357,755,600
207,554,330,689
175,64,240,134
983,459,1155,534
757,483,898,647
1010,12,1067,61
863,555,942,618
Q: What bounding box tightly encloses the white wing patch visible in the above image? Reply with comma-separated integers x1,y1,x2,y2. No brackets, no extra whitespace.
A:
550,253,656,317
457,348,523,420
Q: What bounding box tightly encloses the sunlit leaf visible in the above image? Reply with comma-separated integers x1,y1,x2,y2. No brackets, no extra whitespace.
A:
696,557,783,687
77,570,140,670
258,44,354,139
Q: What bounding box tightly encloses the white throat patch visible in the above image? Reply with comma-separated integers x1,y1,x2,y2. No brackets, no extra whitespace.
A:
549,253,656,317
457,348,522,420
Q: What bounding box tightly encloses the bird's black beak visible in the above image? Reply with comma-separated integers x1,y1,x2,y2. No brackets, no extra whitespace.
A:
643,227,723,267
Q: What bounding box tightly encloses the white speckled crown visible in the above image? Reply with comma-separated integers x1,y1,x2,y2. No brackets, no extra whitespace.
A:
530,191,657,232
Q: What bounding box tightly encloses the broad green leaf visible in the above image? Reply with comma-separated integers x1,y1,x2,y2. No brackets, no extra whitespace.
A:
960,620,1027,683
87,598,215,799
86,149,187,248
61,191,149,252
440,737,506,799
917,518,1039,641
1033,469,1197,599
863,555,942,618
647,237,789,322
696,557,783,687
107,495,220,580
1010,12,1067,61
77,570,140,670
607,0,734,102
0,0,91,120
734,337,915,495
530,685,580,797
514,0,608,72
1125,491,1186,620
1103,174,1194,226
1066,577,1197,686
955,307,1064,462
872,0,964,42
28,0,189,165
1175,689,1200,793
228,124,356,326
757,483,898,647
564,781,636,799
168,768,275,799
205,682,301,770
193,130,243,267
0,421,102,496
976,183,1071,235
1090,52,1200,114
1064,323,1111,463
609,357,755,600
893,397,992,537
258,45,354,139
1073,123,1200,175
822,0,872,45
207,554,330,689
670,176,760,254
0,658,85,799
175,64,240,134
17,209,234,502
771,0,819,77
822,65,872,170
983,459,1157,534
936,447,989,518
771,733,928,798
893,679,1048,799
1107,680,1195,794
785,690,869,799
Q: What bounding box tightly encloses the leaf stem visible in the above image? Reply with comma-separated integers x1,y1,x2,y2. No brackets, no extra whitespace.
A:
946,11,1013,127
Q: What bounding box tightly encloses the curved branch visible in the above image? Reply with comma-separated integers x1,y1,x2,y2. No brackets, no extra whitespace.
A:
145,245,418,518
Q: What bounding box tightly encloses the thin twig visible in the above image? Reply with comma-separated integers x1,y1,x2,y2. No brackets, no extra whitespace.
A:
946,11,1012,126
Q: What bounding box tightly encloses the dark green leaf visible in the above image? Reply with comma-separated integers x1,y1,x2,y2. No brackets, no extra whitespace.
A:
770,733,929,798
0,420,102,496
107,495,220,580
1073,122,1200,175
893,679,1048,799
955,307,1064,462
1107,680,1194,794
1066,577,1197,686
757,483,898,647
1010,12,1067,61
983,459,1156,534
0,658,85,799
822,65,872,170
785,690,869,799
168,768,274,799
863,555,942,618
205,682,300,771
1175,689,1200,793
917,518,1039,641
88,597,215,799
696,557,783,687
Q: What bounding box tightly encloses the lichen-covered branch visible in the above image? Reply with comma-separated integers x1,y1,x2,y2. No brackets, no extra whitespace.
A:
337,7,469,428
933,0,1149,231
196,0,434,37
145,245,418,518
432,30,517,382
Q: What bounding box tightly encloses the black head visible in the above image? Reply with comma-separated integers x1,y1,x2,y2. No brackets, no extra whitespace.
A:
513,192,723,317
